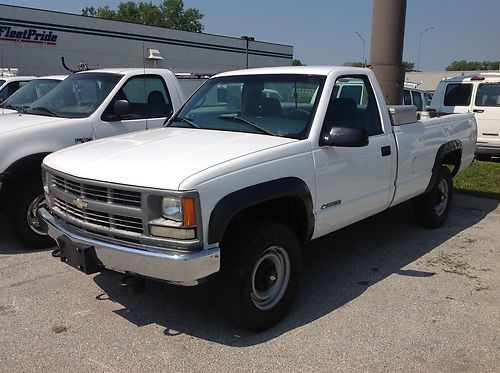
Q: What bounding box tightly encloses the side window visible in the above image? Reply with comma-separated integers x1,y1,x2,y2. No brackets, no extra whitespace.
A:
403,89,412,105
475,83,500,107
424,93,433,109
323,75,383,137
411,90,423,111
444,83,473,106
105,75,173,119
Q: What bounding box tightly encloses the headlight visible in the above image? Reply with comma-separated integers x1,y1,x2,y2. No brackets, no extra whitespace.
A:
152,195,198,240
162,197,183,222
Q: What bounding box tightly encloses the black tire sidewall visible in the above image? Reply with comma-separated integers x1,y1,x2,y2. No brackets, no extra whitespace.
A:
219,221,301,332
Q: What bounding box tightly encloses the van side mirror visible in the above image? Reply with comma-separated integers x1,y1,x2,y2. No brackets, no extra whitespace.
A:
114,100,131,117
320,126,369,147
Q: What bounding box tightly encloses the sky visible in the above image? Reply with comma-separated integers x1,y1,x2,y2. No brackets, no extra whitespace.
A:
2,0,500,71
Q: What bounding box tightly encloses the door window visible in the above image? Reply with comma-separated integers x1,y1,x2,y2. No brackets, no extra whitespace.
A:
403,89,412,105
474,83,500,107
323,75,383,137
105,75,173,119
411,90,423,111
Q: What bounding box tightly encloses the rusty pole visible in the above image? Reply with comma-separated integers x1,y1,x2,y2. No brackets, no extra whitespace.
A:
369,0,407,104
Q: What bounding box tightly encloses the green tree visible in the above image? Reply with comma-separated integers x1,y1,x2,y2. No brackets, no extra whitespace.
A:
292,59,305,66
446,60,500,71
402,61,415,72
343,61,364,67
82,0,204,32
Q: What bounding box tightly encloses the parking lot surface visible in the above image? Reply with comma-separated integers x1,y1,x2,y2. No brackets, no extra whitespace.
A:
1,194,499,372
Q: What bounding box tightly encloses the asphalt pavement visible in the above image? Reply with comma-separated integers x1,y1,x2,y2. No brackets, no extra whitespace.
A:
0,193,499,372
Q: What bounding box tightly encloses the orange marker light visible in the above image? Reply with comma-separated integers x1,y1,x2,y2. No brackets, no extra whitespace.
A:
182,197,196,227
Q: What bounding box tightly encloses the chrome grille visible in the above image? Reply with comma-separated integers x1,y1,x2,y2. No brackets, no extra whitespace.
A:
53,174,141,207
53,198,143,235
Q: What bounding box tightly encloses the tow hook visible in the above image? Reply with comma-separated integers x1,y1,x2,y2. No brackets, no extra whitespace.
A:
120,273,145,294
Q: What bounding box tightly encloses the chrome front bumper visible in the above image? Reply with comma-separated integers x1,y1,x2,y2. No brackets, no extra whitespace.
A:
38,207,220,286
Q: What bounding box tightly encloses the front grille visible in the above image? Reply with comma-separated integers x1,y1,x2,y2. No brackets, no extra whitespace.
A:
53,198,143,235
53,174,141,207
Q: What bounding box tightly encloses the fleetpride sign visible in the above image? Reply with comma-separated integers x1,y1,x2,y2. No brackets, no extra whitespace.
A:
0,25,58,45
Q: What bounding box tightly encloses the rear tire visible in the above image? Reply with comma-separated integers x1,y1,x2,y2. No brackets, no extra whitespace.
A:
8,179,54,249
217,220,301,332
413,166,453,228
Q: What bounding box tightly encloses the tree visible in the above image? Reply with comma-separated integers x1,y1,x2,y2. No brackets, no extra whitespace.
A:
343,61,415,71
343,61,364,67
292,59,305,66
82,0,204,32
446,60,500,71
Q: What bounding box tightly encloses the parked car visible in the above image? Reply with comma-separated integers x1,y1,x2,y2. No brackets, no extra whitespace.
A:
38,66,476,331
0,75,36,103
0,68,193,247
0,75,67,115
404,84,433,111
428,72,500,159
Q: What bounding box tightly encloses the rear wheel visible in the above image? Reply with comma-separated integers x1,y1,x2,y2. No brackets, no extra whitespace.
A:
413,166,453,228
218,220,301,332
9,180,54,249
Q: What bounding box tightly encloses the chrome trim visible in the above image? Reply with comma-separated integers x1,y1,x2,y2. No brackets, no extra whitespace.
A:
38,207,220,286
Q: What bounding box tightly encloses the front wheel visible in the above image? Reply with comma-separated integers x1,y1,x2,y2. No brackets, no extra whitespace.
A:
9,180,54,249
218,220,301,332
413,166,453,228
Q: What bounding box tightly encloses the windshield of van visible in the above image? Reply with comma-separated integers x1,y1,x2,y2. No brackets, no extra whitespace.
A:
0,78,62,110
24,72,122,118
168,74,325,139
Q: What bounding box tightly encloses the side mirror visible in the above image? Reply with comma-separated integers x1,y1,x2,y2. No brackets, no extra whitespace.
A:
320,126,369,147
114,100,131,117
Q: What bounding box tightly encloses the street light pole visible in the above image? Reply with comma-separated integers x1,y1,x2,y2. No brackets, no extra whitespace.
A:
417,26,434,71
241,35,255,69
355,32,366,67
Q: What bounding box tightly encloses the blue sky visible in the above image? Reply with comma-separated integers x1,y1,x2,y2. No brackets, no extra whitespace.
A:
2,0,500,71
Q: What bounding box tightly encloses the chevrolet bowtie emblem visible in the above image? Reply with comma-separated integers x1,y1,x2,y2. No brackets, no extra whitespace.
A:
73,197,88,209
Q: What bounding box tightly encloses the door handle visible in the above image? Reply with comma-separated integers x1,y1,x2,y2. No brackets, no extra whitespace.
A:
381,146,391,157
473,109,484,113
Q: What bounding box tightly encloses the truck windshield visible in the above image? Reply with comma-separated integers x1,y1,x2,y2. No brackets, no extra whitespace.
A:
169,74,326,139
24,72,122,118
0,79,62,110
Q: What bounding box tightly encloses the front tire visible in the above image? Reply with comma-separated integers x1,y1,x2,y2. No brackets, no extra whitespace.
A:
218,220,301,332
9,179,54,249
413,166,453,228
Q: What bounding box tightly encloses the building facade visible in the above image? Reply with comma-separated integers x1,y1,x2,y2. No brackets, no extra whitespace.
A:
0,5,293,76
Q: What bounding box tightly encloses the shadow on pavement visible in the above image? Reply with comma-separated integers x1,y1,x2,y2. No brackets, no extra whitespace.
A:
0,213,54,254
88,195,498,346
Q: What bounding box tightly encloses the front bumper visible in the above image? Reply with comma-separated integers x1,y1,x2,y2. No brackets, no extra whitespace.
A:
37,207,220,286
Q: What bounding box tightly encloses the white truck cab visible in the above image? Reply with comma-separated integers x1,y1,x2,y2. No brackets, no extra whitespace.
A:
429,72,500,158
0,68,188,247
38,66,476,331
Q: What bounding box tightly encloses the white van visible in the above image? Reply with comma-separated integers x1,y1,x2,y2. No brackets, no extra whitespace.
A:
404,85,433,111
429,73,500,158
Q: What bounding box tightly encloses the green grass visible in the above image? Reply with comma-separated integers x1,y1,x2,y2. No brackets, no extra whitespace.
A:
453,159,500,200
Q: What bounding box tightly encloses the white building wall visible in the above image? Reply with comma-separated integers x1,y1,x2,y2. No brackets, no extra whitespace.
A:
0,5,293,76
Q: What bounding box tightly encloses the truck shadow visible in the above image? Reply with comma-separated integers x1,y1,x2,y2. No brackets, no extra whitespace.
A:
90,194,498,347
0,214,54,254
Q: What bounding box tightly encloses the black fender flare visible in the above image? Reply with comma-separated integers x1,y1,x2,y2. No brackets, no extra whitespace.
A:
424,140,462,193
208,177,314,245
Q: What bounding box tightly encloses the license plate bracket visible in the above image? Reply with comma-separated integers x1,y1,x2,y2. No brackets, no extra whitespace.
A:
58,236,101,274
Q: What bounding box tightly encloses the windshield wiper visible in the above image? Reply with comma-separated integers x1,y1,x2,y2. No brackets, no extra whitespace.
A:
217,115,277,136
30,106,62,118
168,116,200,128
0,104,18,111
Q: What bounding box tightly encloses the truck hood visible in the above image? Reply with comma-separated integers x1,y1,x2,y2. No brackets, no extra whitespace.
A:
0,113,63,134
44,127,297,190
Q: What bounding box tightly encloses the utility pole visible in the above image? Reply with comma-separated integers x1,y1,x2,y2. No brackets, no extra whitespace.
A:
369,0,407,104
355,32,366,67
417,26,434,71
241,35,255,69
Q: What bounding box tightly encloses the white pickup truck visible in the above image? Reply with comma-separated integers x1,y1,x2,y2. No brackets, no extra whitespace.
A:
38,66,477,331
0,68,187,247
